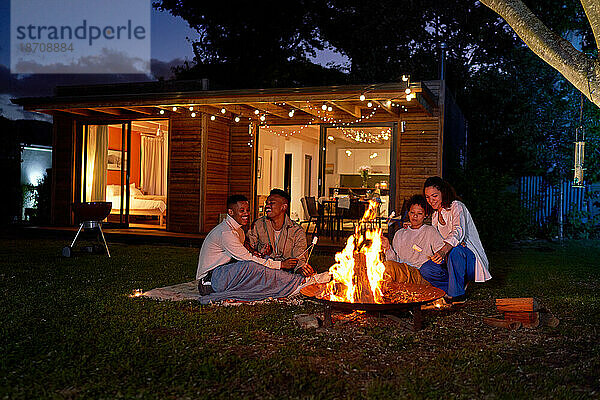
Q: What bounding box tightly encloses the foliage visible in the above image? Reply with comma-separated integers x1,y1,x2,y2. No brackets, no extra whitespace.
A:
452,167,532,248
1,234,599,398
564,190,600,239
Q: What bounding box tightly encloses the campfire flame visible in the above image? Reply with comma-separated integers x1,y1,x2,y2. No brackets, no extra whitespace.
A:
129,289,144,298
323,200,387,303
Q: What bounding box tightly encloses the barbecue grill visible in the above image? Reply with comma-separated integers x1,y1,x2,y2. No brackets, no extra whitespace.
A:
62,202,112,258
302,283,445,330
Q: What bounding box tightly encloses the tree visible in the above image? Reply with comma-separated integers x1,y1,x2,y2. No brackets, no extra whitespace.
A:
479,0,600,108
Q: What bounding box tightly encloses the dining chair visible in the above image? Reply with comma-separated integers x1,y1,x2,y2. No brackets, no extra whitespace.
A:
300,196,322,235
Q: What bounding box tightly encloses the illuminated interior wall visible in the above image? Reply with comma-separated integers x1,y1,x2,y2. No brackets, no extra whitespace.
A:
106,125,141,188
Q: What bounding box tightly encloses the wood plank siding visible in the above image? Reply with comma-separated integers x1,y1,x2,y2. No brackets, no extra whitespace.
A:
51,115,76,225
167,114,203,233
202,117,230,232
395,81,442,208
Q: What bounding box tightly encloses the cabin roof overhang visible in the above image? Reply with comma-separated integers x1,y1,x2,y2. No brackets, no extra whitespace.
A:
12,80,439,123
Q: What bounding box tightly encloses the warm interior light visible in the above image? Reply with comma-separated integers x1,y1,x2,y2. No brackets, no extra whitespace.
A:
370,152,378,159
359,94,366,101
221,108,226,114
254,109,260,115
321,104,328,111
346,150,352,156
367,101,373,108
327,106,333,112
260,115,266,121
288,110,294,117
327,135,335,141
210,115,216,121
386,100,392,107
402,75,409,81
189,106,194,111
159,109,165,114
234,116,240,123
191,112,196,117
405,88,412,95
172,106,178,111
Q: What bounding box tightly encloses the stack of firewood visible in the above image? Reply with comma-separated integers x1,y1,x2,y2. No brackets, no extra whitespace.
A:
483,298,559,329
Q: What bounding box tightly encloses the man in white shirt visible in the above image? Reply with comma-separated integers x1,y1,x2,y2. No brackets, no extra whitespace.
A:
196,194,304,303
382,195,448,287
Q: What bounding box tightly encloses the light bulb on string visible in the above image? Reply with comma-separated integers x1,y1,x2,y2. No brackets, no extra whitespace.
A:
172,106,178,111
221,108,226,114
189,106,194,111
288,110,294,117
159,109,165,115
321,104,327,111
367,101,373,108
359,94,366,101
210,115,216,121
191,112,196,118
234,116,240,123
254,109,260,115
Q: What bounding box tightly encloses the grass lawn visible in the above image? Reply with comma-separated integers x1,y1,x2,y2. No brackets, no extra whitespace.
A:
1,231,599,399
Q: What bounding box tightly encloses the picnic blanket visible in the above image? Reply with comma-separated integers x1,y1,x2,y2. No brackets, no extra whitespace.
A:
198,261,305,304
140,279,307,306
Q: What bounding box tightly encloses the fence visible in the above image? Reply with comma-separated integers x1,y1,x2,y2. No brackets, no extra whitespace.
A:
519,176,593,227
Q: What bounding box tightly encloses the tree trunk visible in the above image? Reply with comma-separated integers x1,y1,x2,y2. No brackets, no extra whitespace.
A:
479,0,600,108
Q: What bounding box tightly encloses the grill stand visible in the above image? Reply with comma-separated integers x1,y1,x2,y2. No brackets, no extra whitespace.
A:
62,221,111,258
321,302,423,331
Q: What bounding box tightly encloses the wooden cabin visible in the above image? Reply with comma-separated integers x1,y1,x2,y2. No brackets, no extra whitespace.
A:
13,79,465,235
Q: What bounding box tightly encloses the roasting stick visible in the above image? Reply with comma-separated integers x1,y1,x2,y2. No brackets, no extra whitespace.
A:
294,236,319,273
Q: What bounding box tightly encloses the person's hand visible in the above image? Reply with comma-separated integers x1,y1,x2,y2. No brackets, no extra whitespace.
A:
381,235,390,251
429,251,444,264
281,258,299,270
298,263,315,277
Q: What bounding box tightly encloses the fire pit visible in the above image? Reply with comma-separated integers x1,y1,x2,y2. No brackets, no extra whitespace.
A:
302,282,445,330
302,200,445,330
62,202,112,258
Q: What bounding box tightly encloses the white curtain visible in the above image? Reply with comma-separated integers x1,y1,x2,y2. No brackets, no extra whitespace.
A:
85,125,108,201
141,131,168,195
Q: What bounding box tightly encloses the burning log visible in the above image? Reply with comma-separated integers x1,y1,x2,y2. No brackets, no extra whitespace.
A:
352,253,375,303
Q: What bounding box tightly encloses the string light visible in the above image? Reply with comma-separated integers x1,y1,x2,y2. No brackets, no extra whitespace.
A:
159,109,165,115
189,106,194,111
210,115,216,121
402,75,409,82
259,115,266,121
367,101,373,108
339,127,391,144
288,110,295,117
321,104,327,111
234,116,240,123
327,106,333,112
254,109,260,115
221,108,226,114
359,94,366,101
172,106,178,111
191,112,196,117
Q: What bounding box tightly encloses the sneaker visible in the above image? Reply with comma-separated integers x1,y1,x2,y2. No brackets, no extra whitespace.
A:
447,294,467,304
198,280,214,296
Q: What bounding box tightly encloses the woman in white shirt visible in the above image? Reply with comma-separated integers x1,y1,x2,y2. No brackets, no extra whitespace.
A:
424,177,491,301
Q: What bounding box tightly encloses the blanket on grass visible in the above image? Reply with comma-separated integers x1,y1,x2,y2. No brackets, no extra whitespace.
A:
140,280,306,306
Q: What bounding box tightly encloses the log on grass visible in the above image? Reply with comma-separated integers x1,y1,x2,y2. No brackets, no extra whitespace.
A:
496,298,539,312
483,317,522,330
504,311,540,328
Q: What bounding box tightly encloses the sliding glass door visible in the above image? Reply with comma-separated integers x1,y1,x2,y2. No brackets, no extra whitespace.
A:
81,122,131,227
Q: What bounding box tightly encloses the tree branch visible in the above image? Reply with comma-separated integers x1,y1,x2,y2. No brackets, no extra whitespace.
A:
479,0,600,107
581,0,600,51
